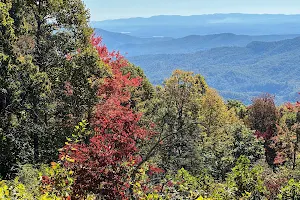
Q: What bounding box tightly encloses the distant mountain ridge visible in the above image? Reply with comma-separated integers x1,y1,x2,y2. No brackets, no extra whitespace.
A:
127,37,300,104
94,28,172,51
92,14,300,26
92,14,300,103
91,14,300,37
95,28,300,56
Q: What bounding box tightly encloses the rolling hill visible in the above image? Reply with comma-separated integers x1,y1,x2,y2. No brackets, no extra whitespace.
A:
95,28,300,56
127,37,300,104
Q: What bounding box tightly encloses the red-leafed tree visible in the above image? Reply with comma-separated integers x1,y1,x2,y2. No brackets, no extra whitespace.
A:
249,94,279,167
59,36,156,199
275,94,300,169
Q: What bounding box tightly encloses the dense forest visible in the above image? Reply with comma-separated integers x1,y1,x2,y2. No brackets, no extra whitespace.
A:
1,1,300,199
128,38,300,104
94,28,300,104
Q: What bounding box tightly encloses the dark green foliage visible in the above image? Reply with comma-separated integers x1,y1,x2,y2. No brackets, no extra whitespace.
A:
0,0,105,178
149,70,207,172
196,123,264,180
121,64,155,110
230,125,264,163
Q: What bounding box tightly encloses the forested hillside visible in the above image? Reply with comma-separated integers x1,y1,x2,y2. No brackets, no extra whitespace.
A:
1,1,300,200
129,37,300,104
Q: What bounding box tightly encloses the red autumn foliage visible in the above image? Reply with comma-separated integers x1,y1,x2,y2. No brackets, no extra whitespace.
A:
264,177,288,199
285,102,294,111
65,53,72,61
60,36,156,199
166,181,173,187
64,81,73,96
148,165,165,176
254,126,275,141
284,98,300,112
250,94,280,166
273,152,286,165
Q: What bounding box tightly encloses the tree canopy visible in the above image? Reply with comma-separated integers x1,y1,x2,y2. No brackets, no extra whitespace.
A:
1,1,300,199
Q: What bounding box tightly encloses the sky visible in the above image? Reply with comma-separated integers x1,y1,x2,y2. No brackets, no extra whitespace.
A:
82,0,300,21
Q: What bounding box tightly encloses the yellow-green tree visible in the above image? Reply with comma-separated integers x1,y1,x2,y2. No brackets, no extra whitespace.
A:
196,88,239,179
196,88,263,179
140,70,208,172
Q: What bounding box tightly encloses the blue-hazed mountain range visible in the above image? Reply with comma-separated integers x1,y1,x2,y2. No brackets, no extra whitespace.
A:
92,14,300,104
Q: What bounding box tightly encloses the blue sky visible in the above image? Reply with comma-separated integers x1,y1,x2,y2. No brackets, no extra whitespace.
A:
83,0,300,21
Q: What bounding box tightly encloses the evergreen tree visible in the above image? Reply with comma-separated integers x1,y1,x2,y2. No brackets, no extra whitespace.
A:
0,0,106,178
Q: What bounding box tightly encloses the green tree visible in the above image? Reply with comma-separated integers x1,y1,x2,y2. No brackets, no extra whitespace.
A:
278,179,300,200
227,100,248,122
0,0,106,178
143,70,208,172
230,125,264,163
276,102,300,169
0,1,15,56
121,63,155,111
226,156,265,199
196,88,240,179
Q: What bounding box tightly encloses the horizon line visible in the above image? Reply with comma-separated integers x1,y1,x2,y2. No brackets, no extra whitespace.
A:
90,13,300,22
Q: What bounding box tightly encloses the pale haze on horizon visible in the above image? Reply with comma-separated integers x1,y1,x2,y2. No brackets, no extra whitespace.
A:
82,0,300,21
